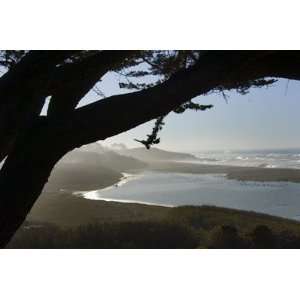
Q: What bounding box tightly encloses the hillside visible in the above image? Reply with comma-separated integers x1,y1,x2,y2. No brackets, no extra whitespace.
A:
61,148,147,172
44,146,147,192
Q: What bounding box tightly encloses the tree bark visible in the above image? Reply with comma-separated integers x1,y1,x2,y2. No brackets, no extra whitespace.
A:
0,51,79,162
0,120,68,247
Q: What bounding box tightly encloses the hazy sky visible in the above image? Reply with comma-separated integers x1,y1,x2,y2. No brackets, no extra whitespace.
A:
77,72,300,152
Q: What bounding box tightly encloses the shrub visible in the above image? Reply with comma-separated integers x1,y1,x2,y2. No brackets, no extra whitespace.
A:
208,225,247,249
8,221,199,249
249,225,276,248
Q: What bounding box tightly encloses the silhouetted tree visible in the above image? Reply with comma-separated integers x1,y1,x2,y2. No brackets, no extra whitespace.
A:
0,50,300,247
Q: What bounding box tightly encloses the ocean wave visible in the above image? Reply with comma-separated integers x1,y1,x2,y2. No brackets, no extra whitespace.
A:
187,151,300,169
266,153,282,157
265,164,277,168
236,156,249,160
254,156,265,160
257,163,269,168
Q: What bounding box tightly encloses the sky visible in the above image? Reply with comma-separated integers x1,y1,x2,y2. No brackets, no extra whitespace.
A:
75,72,300,153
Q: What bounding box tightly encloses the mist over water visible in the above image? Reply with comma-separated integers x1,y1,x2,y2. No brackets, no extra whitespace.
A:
191,148,300,169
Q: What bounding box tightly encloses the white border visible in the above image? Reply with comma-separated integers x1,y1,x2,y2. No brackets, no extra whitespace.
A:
0,250,299,300
1,0,300,298
0,0,300,49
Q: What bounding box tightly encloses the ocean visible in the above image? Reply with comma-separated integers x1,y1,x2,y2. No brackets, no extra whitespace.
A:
191,148,300,169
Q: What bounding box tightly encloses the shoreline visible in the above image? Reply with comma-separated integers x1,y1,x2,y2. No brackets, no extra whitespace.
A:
72,172,137,194
73,171,173,207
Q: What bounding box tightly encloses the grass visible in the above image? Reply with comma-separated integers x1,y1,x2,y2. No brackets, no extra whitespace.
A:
28,192,169,227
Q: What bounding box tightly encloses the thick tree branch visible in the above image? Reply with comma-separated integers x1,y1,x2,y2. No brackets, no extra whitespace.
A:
47,50,139,116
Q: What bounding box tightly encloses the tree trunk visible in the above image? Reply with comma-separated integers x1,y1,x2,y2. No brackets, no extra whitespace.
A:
0,122,67,247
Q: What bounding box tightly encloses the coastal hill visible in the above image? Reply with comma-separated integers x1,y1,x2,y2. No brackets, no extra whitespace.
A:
46,144,198,192
61,146,147,173
46,146,146,191
117,147,198,162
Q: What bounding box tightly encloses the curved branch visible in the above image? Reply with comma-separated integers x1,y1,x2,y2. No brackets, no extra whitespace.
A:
47,50,139,116
54,51,300,150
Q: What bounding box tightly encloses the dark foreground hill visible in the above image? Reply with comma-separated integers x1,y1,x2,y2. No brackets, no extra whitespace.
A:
8,196,300,248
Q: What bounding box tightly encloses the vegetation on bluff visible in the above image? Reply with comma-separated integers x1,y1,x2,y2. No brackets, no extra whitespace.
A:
8,205,300,249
